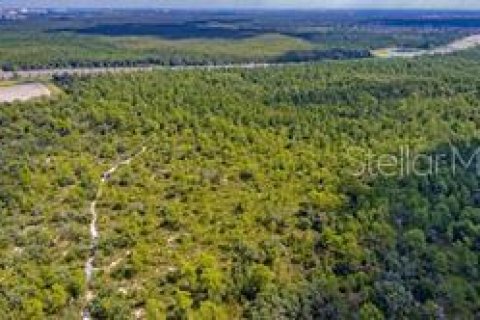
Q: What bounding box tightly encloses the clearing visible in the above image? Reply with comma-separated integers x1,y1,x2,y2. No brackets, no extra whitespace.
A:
0,82,51,103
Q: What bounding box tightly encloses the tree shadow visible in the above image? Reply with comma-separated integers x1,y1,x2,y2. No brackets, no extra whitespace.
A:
50,20,269,40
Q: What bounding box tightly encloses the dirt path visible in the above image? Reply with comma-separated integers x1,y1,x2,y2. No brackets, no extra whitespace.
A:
0,82,50,103
82,146,147,320
373,34,480,58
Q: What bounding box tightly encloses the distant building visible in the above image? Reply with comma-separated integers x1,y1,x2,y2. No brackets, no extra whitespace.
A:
0,8,29,20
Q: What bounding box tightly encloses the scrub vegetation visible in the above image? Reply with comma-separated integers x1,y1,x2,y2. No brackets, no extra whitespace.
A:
2,47,480,318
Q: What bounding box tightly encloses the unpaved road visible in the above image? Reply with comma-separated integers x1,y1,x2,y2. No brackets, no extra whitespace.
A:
0,83,50,103
374,34,480,58
0,63,275,81
433,34,480,54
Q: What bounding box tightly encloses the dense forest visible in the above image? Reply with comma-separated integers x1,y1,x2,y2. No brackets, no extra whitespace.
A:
1,9,477,70
1,45,480,318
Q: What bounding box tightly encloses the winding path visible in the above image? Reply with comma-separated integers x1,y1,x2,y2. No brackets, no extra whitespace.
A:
82,146,147,320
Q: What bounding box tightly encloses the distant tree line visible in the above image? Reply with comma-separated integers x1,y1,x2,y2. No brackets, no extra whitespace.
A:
1,49,372,72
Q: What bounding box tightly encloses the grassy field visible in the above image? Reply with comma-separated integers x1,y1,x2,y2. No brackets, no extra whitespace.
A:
0,32,316,68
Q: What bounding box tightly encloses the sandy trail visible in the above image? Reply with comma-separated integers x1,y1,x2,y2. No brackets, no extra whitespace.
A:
82,146,147,320
0,83,50,103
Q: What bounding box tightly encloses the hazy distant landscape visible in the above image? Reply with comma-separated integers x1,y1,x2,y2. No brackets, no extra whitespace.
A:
1,6,480,320
1,9,479,71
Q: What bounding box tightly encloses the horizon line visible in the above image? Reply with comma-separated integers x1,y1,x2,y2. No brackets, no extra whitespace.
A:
3,6,480,11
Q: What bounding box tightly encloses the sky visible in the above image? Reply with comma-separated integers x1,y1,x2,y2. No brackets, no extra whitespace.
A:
1,0,480,10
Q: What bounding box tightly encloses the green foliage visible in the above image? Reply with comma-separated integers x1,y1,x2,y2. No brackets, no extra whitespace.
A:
2,46,480,318
145,299,166,320
360,303,384,320
189,301,229,320
22,298,45,320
